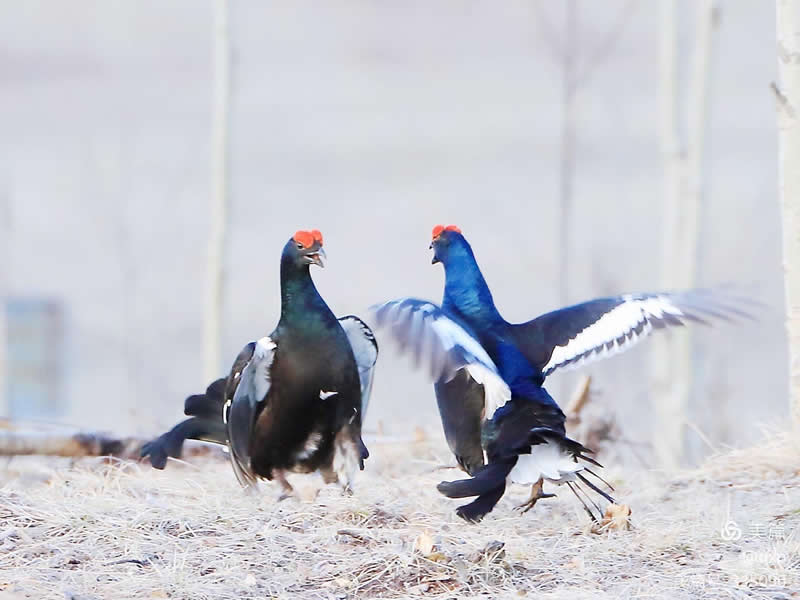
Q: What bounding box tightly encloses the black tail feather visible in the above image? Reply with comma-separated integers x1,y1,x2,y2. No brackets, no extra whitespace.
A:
140,417,226,470
205,377,227,400
455,482,507,523
183,394,222,420
527,427,603,468
575,452,603,469
576,472,615,504
443,413,615,523
567,481,598,522
437,460,515,499
583,467,615,492
573,478,604,517
358,438,369,471
568,473,618,522
184,377,227,419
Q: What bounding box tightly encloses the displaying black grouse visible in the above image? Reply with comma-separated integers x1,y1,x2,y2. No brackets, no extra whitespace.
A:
142,230,378,496
371,225,746,521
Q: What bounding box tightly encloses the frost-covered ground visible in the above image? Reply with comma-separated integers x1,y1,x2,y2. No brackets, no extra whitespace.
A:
1,434,799,599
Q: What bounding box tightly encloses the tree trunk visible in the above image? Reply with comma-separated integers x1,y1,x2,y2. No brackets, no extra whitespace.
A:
776,0,800,425
0,195,8,417
652,0,716,467
557,0,577,306
0,302,5,417
682,0,717,461
652,0,685,469
204,0,232,383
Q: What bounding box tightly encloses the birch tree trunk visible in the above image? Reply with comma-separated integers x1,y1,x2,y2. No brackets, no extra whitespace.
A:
0,195,8,417
682,0,716,460
653,0,716,467
775,0,800,425
557,0,577,306
0,300,5,417
204,0,232,383
653,0,685,469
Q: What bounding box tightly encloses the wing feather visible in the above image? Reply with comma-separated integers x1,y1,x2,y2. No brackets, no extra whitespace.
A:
337,315,379,418
371,298,511,420
224,337,276,489
512,290,753,377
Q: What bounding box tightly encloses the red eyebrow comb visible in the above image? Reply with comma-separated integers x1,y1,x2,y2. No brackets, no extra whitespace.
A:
431,224,462,240
293,230,319,248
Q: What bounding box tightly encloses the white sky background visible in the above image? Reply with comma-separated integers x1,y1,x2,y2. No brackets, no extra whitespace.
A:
0,1,786,465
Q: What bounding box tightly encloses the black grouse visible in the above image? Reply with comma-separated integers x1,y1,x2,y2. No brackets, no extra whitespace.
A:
142,230,378,496
371,224,746,521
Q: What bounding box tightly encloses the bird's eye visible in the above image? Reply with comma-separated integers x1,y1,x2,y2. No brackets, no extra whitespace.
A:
296,243,304,249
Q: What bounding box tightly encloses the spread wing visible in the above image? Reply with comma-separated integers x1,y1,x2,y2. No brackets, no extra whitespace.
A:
223,337,276,489
370,298,510,420
338,315,379,418
512,290,752,377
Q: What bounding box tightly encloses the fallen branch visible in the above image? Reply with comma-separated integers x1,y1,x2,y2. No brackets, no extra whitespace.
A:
0,431,141,458
0,421,223,461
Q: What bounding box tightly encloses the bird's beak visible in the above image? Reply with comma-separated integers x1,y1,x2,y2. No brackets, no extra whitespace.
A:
429,242,440,264
309,247,326,268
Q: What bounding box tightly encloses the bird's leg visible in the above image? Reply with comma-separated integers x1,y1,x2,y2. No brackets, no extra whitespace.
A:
274,470,294,502
319,466,339,485
515,478,556,514
332,429,359,496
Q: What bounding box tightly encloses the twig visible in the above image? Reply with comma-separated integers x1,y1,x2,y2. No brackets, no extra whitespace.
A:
566,375,592,422
337,529,370,543
572,0,639,91
771,81,796,118
532,0,565,60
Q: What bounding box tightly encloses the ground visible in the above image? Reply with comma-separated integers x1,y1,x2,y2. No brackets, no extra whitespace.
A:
1,434,799,600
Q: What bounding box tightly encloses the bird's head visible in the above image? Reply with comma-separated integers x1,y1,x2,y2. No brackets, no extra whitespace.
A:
429,224,469,266
284,229,326,268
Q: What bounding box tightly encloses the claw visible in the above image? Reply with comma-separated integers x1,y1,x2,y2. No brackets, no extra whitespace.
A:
515,479,556,514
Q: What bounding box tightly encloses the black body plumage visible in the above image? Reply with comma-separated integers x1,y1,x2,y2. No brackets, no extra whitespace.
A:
142,231,377,494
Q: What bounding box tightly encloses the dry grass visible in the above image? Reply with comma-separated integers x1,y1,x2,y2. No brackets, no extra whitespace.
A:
1,435,800,600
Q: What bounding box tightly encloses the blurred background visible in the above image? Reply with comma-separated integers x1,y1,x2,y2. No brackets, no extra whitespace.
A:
0,1,787,468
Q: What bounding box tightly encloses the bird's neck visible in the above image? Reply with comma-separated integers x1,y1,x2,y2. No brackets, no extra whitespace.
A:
278,258,333,327
442,253,503,326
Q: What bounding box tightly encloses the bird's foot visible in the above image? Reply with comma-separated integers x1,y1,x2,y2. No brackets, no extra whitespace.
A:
514,493,556,514
275,470,294,502
276,483,295,502
515,480,556,514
